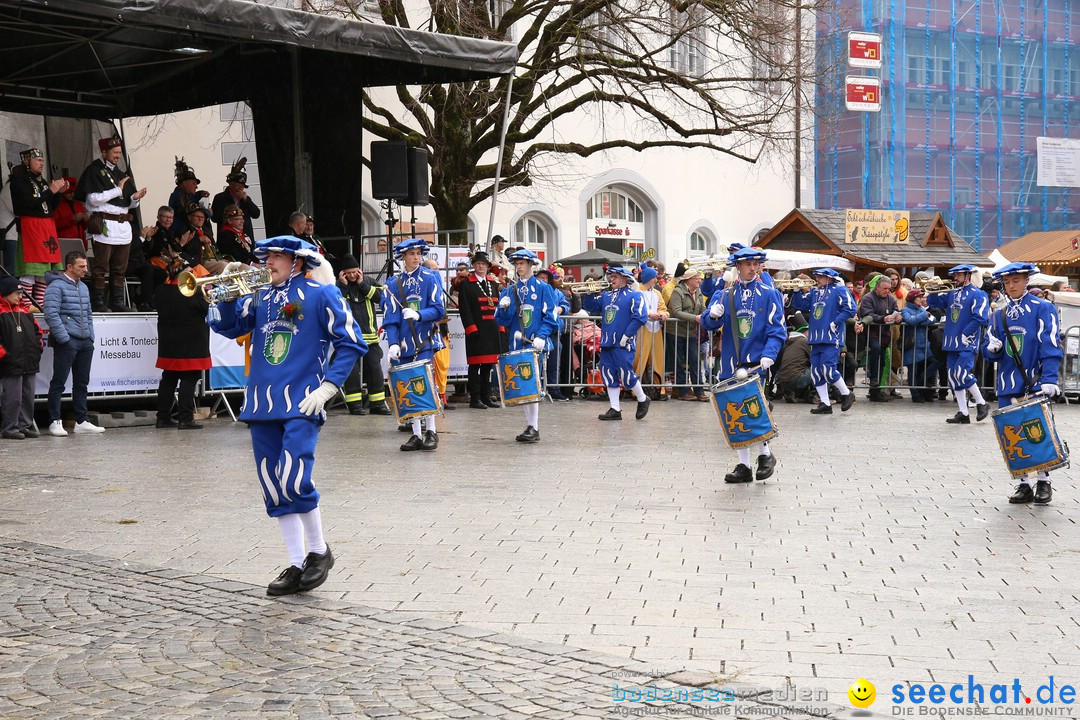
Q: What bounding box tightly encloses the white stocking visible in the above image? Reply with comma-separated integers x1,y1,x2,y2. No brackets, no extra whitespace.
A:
968,386,986,406
815,385,830,404
832,379,850,396
425,415,437,432
524,402,539,430
737,448,751,466
630,381,647,402
277,514,306,568
411,418,422,436
298,507,326,555
606,387,622,412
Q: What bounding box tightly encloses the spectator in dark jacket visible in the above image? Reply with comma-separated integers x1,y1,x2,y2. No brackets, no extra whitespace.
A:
0,276,44,438
775,313,812,403
901,290,938,402
856,274,902,401
153,267,211,429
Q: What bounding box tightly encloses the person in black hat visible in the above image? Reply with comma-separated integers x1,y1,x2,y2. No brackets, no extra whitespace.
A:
0,275,45,439
211,157,261,239
336,254,390,416
168,157,208,236
457,251,503,409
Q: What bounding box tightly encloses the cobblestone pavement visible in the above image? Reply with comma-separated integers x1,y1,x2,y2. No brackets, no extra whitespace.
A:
1,394,1078,714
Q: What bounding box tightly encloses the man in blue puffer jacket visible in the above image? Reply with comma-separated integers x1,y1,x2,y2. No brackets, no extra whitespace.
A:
900,289,939,402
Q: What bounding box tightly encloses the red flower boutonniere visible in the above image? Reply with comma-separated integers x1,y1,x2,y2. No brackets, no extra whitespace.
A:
280,302,304,326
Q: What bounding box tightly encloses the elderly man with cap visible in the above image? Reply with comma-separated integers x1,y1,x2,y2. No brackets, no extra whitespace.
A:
457,250,503,409
380,237,446,450
788,267,857,414
701,246,787,483
665,265,708,400
217,204,255,266
581,264,651,420
982,262,1064,505
75,137,147,313
211,157,260,239
336,255,389,416
494,248,561,442
488,234,514,280
208,236,365,596
10,148,67,310
927,263,990,423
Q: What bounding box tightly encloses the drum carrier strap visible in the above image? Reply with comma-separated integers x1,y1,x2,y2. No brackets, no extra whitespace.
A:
726,287,744,367
999,306,1033,395
392,275,437,355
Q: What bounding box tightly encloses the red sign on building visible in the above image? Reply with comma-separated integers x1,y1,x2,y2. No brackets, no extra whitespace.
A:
845,76,881,112
848,31,882,69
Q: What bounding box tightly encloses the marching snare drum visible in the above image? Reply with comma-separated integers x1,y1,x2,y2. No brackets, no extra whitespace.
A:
711,374,778,449
991,396,1069,478
387,359,442,422
497,348,545,406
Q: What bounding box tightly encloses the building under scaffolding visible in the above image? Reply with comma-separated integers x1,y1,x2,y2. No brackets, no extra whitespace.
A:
815,0,1080,251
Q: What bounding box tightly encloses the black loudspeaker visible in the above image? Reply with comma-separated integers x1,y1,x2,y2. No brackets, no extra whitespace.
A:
370,141,409,200
405,146,429,206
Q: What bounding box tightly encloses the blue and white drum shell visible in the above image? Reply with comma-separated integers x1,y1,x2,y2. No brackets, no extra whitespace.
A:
497,348,545,407
991,396,1069,478
711,375,778,449
388,359,442,423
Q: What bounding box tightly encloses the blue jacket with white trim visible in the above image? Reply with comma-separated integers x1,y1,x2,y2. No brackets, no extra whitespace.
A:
789,282,856,347
380,266,446,358
928,283,989,351
981,292,1062,394
701,278,786,380
581,286,647,350
494,275,561,350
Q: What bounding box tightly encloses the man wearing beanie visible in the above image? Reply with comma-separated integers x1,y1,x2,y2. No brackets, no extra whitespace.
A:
336,255,389,415
634,262,668,400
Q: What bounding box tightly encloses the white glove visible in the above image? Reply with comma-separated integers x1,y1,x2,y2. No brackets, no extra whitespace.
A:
402,308,420,322
298,380,338,416
387,344,401,362
499,296,511,309
222,261,245,275
759,357,774,371
829,322,837,334
531,337,545,352
514,331,523,343
619,335,631,348
985,330,1003,353
709,303,724,319
1041,383,1060,398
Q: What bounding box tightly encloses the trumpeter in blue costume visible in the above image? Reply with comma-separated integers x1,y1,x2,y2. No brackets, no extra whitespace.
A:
981,262,1064,505
581,265,651,420
494,248,561,442
788,267,857,414
927,264,990,424
380,238,447,451
701,247,787,483
208,236,366,596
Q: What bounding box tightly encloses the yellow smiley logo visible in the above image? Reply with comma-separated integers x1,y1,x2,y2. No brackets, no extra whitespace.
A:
848,678,876,708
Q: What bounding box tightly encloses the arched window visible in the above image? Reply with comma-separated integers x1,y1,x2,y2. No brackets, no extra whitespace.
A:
690,231,708,253
513,211,555,261
688,225,717,256
586,190,645,222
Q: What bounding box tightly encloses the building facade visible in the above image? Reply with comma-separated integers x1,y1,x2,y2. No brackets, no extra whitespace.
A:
815,0,1080,251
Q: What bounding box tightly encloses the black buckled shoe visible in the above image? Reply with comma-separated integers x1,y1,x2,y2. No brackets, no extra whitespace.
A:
177,420,204,430
598,408,622,421
946,412,971,424
724,464,754,483
516,426,540,443
266,566,304,596
840,393,854,412
299,546,335,591
400,434,424,451
1008,483,1034,504
1033,480,1053,505
469,397,488,409
422,430,439,451
368,401,392,416
635,397,651,420
810,402,833,415
975,403,990,422
756,453,777,480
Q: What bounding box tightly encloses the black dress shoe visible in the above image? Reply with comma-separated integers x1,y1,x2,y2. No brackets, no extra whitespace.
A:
469,398,488,409
1008,483,1034,504
975,403,990,422
155,419,177,428
724,464,754,483
756,453,777,480
422,430,439,450
368,402,392,416
1033,480,1053,504
299,546,335,591
484,396,501,408
840,393,854,412
266,566,304,596
946,412,971,424
398,422,412,433
177,420,204,430
2,431,25,440
867,392,889,402
598,408,622,421
810,402,833,415
348,405,368,416
635,397,651,420
20,428,39,438
400,434,424,451
516,425,540,443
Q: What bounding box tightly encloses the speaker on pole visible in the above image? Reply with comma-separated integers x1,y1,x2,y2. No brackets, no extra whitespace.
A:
370,141,409,200
405,146,429,207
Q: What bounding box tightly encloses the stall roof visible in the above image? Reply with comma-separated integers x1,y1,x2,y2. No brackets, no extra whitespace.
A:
0,0,518,119
758,208,991,268
996,230,1080,269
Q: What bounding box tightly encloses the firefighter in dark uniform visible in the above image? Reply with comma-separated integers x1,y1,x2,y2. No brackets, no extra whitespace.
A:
336,254,389,415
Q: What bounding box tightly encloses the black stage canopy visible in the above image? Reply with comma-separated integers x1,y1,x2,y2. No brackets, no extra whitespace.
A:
0,0,517,242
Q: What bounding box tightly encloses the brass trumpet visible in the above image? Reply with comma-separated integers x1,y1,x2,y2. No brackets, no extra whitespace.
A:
773,278,817,292
682,255,727,273
178,266,272,304
563,279,610,293
914,276,955,294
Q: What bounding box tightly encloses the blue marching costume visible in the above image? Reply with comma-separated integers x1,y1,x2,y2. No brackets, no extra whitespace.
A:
981,262,1064,505
789,268,857,413
701,247,787,483
209,236,365,596
494,248,561,441
581,265,651,420
379,238,446,451
927,264,990,423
